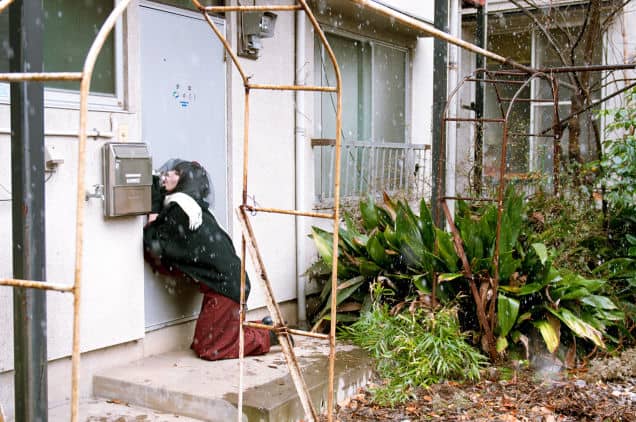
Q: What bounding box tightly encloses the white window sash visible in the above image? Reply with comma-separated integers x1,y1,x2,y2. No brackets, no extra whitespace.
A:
0,0,124,112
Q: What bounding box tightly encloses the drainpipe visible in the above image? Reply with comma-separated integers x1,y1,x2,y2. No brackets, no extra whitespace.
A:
10,1,48,420
474,3,487,195
432,0,448,226
446,0,460,219
295,10,307,329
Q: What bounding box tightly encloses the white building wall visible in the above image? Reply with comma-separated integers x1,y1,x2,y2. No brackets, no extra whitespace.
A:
0,0,437,418
0,104,146,418
226,1,299,309
0,5,146,418
604,0,636,109
412,37,434,145
382,0,433,21
0,112,145,373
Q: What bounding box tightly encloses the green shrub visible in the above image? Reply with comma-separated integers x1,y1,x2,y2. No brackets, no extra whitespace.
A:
309,188,625,359
597,88,636,215
340,305,487,405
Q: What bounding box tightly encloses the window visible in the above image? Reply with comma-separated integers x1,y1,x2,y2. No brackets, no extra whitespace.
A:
482,24,602,187
531,29,602,174
0,0,118,99
483,32,532,180
314,32,421,203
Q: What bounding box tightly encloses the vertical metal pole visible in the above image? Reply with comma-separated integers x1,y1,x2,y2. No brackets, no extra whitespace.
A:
238,85,251,422
432,0,448,226
474,4,487,195
9,1,48,421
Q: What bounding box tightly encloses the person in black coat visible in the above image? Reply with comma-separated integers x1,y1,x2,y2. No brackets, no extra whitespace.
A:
143,160,271,360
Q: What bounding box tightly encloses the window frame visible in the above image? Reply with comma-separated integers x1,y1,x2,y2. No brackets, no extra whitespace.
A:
315,27,411,145
528,25,606,173
477,14,606,178
313,27,414,204
0,0,125,111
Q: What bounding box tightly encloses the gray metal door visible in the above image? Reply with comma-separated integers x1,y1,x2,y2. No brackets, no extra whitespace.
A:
140,2,227,330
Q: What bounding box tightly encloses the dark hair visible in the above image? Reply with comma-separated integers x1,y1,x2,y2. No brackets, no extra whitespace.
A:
172,161,211,202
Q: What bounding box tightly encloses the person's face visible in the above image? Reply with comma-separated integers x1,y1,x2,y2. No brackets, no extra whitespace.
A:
162,170,180,192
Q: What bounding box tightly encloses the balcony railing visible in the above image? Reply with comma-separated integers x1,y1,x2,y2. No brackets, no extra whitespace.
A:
312,139,431,204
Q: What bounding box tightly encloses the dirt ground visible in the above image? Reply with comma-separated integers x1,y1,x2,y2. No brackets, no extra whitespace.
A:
326,349,636,421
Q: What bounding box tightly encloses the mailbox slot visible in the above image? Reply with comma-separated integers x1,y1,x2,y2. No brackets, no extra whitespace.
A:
103,142,152,217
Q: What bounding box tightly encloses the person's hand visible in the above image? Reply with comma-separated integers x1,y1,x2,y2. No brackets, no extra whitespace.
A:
147,213,158,224
150,175,165,213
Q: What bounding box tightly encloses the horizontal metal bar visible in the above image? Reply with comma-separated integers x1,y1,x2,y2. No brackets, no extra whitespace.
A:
0,127,114,139
243,321,329,340
500,98,555,103
540,80,636,136
243,205,334,219
311,138,336,147
311,138,430,150
508,132,555,138
482,64,635,76
504,172,543,180
465,78,526,84
247,83,337,92
205,5,303,12
0,278,74,293
441,196,496,202
486,70,530,76
537,63,636,73
444,117,506,123
0,72,83,82
289,330,329,340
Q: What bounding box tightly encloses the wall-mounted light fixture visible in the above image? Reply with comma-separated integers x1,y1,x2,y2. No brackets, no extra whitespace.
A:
238,11,277,59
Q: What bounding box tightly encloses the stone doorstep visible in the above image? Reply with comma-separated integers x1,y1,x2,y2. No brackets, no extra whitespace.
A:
93,338,372,422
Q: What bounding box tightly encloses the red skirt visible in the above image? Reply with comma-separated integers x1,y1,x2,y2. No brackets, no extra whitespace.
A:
191,284,270,361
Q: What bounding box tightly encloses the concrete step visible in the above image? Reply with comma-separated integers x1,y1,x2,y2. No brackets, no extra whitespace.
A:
93,338,371,422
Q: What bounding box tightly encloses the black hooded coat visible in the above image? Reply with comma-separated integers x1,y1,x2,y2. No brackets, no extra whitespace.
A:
143,162,249,303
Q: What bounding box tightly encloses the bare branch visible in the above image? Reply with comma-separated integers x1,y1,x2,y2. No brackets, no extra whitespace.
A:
602,0,633,28
571,1,593,65
541,80,636,136
509,0,571,67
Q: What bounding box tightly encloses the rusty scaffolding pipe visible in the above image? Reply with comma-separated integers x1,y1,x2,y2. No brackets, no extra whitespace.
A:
349,0,535,74
247,83,337,92
243,205,334,219
0,279,74,293
236,207,318,420
189,0,343,420
438,68,561,359
205,4,303,12
0,1,133,421
0,72,83,81
0,0,13,13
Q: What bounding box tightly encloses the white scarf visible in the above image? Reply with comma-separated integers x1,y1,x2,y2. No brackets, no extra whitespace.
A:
164,192,203,231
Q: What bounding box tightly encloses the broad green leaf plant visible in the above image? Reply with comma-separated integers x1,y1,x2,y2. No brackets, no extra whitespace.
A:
309,188,623,360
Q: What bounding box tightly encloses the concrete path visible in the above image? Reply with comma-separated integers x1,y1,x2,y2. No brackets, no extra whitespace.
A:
93,338,371,421
49,399,204,422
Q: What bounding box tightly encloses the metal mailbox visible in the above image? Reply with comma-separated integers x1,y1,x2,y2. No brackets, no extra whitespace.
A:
103,142,152,217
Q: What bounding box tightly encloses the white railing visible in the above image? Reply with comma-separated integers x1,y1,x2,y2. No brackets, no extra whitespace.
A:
313,140,432,203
